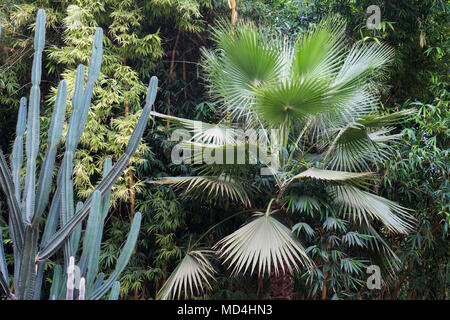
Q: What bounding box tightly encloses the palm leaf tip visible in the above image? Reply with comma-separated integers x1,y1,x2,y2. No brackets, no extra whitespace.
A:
158,250,215,300
214,213,313,277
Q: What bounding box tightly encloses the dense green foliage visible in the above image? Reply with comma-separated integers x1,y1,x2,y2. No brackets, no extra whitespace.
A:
0,0,448,300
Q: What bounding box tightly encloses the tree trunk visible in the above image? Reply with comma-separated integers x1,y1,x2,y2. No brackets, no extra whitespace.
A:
265,271,296,300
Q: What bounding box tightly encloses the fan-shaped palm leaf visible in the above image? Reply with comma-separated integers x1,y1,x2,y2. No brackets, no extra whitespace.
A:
202,22,285,121
151,111,237,145
330,185,415,234
322,124,401,171
251,77,347,125
304,87,378,141
158,250,215,300
214,208,313,276
284,167,374,189
334,41,394,87
149,175,251,207
292,16,346,81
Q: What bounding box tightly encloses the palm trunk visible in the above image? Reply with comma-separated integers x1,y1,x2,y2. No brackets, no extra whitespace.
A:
266,270,296,300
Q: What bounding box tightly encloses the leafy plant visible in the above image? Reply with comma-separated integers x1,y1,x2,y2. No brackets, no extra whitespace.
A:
151,17,416,299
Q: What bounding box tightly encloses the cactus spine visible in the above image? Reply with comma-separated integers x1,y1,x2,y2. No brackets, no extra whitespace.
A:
0,9,158,300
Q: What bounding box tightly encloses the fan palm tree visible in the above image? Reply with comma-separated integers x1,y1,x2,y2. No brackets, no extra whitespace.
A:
151,17,415,299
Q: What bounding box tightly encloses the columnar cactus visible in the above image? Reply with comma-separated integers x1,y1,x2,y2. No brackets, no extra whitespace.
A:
0,9,158,300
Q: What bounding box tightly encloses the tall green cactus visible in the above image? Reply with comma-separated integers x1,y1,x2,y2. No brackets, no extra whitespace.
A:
0,9,158,300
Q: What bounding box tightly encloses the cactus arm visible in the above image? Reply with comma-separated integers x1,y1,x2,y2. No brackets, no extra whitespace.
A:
37,76,157,261
66,256,75,300
0,269,8,296
34,81,68,222
22,9,45,224
12,236,20,296
125,76,158,155
80,192,101,266
17,226,39,299
89,212,142,300
40,187,60,247
11,97,27,204
86,28,103,84
108,281,121,300
45,28,103,265
72,65,85,112
66,65,85,152
82,191,102,292
81,160,111,293
60,152,75,266
79,277,86,300
93,273,104,290
33,9,46,53
47,81,69,148
75,28,103,144
85,158,112,292
16,12,45,298
32,186,62,299
0,230,9,296
0,150,24,251
32,262,45,300
70,201,84,256
0,230,8,282
49,264,62,300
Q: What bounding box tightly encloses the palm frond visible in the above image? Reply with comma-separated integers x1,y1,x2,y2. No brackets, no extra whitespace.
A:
358,109,416,127
330,185,415,234
323,216,348,232
292,16,346,81
285,167,374,188
151,111,237,145
304,87,378,141
251,77,346,125
214,210,313,276
322,123,401,171
361,223,402,274
334,41,394,86
202,22,285,122
149,175,251,207
158,250,215,300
